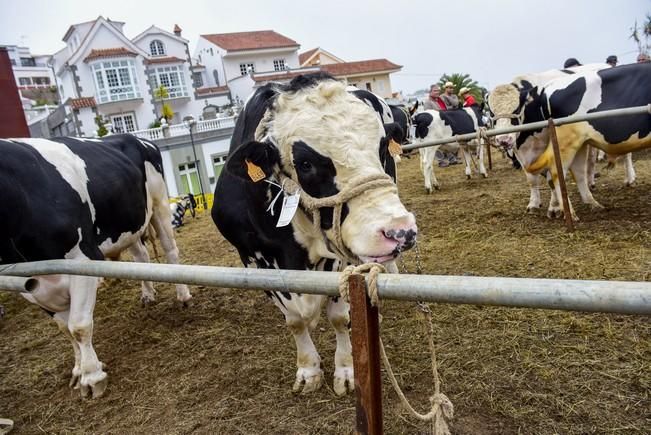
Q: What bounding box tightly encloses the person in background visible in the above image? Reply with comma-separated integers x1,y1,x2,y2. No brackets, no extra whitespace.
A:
637,53,650,63
563,58,582,68
459,87,477,107
440,81,459,109
606,55,618,67
423,84,446,111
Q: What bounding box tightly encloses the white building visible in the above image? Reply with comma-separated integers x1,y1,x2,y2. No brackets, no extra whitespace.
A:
5,45,55,89
50,16,231,137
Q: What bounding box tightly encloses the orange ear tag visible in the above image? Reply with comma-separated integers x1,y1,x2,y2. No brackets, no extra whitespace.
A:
245,159,266,182
388,139,402,157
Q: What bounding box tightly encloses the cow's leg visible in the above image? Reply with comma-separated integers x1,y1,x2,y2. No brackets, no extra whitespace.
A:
128,239,158,304
419,147,440,193
570,144,604,210
68,274,108,398
53,310,82,387
525,171,543,213
284,295,325,394
151,202,192,303
587,146,597,189
478,140,487,178
460,143,472,179
327,296,353,395
623,153,636,186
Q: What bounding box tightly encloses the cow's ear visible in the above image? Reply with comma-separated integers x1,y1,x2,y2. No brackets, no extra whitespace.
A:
409,100,419,116
226,141,280,182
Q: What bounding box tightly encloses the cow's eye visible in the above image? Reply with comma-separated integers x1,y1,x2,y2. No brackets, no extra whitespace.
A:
298,161,312,172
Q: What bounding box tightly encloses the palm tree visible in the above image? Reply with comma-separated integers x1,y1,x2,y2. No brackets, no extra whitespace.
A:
438,73,483,103
153,85,169,119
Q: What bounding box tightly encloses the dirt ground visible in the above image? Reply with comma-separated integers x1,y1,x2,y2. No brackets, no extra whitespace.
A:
1,149,650,434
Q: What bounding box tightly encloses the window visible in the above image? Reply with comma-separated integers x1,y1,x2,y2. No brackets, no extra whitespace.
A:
365,82,372,91
192,72,203,88
273,59,286,71
20,57,36,67
179,162,201,195
110,113,136,133
33,77,51,85
212,155,227,181
91,59,141,103
10,59,16,66
19,77,31,85
59,85,65,99
239,63,255,75
149,65,188,98
149,40,165,57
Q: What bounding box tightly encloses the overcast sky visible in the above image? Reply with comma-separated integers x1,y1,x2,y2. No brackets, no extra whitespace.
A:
0,0,648,94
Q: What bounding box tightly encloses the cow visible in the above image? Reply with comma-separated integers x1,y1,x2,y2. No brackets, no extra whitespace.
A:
0,134,192,398
171,193,196,229
212,73,417,395
488,63,635,214
489,62,651,220
412,106,487,193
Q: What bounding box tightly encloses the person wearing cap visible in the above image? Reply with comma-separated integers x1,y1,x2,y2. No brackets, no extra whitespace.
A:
423,84,446,111
459,87,477,107
440,81,459,110
563,58,582,68
606,55,618,67
637,53,650,63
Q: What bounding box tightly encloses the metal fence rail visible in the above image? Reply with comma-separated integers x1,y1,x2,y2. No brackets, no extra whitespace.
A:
2,260,650,315
402,104,651,151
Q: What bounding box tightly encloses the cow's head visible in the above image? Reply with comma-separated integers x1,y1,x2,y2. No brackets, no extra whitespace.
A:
227,74,417,264
488,82,545,149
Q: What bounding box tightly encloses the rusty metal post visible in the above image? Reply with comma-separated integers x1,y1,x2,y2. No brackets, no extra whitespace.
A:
349,274,383,435
547,119,574,232
486,137,493,170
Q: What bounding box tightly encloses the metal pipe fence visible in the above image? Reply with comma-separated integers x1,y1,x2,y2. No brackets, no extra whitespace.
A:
2,260,650,315
402,104,651,152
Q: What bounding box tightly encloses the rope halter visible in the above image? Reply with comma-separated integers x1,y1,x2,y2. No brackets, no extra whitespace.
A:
276,171,397,265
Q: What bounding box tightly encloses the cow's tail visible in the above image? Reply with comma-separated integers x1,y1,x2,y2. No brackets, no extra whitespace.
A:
141,223,161,262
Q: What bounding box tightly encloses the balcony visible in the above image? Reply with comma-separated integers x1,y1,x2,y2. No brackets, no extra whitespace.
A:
131,116,236,141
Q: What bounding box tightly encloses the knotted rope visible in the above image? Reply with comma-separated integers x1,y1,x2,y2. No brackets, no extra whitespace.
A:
338,264,454,435
278,173,397,264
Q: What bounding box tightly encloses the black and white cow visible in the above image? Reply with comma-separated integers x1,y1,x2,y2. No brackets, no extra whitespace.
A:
212,74,417,395
412,105,487,192
490,62,651,220
171,193,196,228
0,134,191,398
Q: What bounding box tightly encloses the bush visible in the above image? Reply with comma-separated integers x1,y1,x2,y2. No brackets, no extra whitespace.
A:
95,115,108,137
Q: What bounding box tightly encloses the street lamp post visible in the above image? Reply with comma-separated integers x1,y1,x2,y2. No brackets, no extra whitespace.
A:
184,115,206,205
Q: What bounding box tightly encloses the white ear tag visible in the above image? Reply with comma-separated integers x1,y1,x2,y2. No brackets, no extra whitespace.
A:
276,190,301,227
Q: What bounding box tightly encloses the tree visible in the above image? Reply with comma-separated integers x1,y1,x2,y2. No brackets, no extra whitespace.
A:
630,13,651,55
438,73,483,103
161,103,174,122
95,115,108,137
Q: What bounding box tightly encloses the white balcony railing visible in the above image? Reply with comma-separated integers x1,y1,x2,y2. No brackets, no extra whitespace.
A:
131,116,236,141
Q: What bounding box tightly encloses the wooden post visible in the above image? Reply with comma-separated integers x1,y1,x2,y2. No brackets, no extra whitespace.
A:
486,136,493,171
349,274,383,435
547,119,574,232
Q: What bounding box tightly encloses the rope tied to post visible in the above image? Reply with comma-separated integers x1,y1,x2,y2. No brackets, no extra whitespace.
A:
339,264,454,435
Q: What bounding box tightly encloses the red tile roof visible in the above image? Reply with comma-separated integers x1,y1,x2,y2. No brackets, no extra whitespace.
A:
67,97,97,109
84,47,137,62
299,47,319,65
321,59,402,76
196,86,230,95
146,56,185,64
202,30,299,52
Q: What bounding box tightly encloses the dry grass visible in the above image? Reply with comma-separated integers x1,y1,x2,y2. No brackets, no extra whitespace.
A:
1,150,650,434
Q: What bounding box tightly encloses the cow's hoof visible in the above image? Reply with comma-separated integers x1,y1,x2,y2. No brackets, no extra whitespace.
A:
481,173,488,178
590,202,605,211
180,297,193,308
625,180,636,187
466,174,471,180
547,208,562,219
434,184,440,191
526,205,540,214
140,294,157,306
425,187,432,194
80,371,108,399
292,368,323,394
333,367,355,396
589,183,596,190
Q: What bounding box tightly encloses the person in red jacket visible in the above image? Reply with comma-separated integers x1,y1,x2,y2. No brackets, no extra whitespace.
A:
423,84,447,111
459,87,477,107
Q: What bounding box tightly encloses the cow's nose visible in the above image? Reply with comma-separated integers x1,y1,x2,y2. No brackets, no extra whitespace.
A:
381,220,418,252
